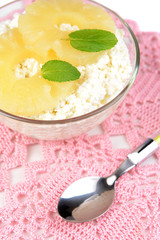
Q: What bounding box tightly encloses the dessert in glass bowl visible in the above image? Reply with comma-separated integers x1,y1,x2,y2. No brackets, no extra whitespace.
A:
0,0,139,140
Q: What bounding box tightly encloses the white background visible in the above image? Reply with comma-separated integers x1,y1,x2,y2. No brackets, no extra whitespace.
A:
0,0,160,31
98,0,160,32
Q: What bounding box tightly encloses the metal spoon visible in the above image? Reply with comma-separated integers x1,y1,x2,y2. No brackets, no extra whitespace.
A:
57,133,160,223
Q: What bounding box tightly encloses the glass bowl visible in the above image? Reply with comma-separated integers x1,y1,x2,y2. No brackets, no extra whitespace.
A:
0,0,140,140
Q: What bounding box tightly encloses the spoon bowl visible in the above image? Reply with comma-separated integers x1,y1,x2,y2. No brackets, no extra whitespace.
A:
58,176,115,222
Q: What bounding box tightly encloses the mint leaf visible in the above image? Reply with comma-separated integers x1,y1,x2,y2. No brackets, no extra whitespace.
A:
41,60,81,82
68,29,118,52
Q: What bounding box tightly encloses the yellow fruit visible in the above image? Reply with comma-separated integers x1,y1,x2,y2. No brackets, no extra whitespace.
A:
18,0,116,66
0,29,78,117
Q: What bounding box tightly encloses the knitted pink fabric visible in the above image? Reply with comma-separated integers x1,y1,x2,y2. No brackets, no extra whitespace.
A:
0,20,160,240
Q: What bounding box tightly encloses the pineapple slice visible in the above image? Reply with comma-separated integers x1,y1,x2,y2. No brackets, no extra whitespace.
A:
18,0,116,66
0,28,78,117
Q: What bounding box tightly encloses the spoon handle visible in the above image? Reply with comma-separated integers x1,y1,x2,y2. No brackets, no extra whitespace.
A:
111,133,160,180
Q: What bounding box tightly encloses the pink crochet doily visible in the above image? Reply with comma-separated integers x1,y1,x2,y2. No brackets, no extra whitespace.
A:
0,20,160,240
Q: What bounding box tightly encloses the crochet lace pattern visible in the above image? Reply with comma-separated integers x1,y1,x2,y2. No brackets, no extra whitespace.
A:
0,20,160,240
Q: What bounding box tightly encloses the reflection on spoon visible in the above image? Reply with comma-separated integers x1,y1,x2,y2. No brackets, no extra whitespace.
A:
72,189,115,222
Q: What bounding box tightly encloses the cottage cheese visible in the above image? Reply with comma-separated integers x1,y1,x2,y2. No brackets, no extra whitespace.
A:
0,13,19,34
36,29,132,120
59,23,79,32
0,14,132,120
15,58,41,79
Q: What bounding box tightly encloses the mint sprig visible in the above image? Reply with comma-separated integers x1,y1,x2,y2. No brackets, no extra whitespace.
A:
41,60,81,82
68,29,118,52
41,29,118,82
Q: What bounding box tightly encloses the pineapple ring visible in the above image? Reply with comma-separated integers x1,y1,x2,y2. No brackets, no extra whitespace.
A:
18,0,116,66
0,29,78,117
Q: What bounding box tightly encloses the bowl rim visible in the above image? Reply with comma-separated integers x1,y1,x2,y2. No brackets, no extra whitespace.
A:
0,0,140,125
